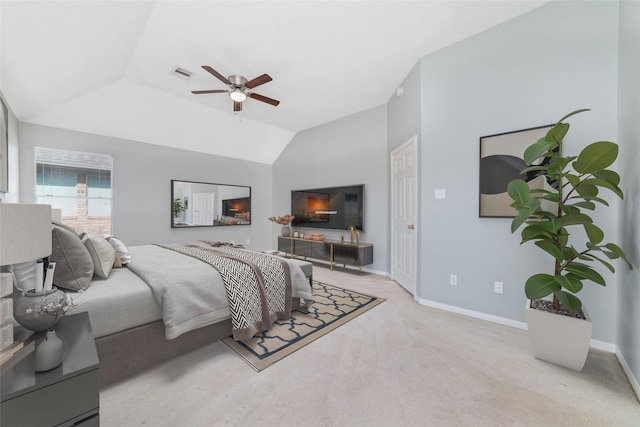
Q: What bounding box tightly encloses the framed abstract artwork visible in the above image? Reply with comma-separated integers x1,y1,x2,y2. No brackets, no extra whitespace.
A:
0,98,8,193
479,124,554,217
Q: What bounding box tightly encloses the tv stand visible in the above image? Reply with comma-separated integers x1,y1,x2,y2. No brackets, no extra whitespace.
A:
277,236,373,271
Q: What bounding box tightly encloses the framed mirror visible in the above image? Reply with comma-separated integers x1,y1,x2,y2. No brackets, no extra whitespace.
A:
171,180,251,228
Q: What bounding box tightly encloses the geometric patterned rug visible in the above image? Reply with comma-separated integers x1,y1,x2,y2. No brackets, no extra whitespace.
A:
222,281,385,371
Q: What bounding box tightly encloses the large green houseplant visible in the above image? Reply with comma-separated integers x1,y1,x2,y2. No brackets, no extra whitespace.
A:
508,109,632,314
507,109,633,370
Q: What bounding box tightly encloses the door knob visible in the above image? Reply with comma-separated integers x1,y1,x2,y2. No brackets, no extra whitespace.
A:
408,224,415,230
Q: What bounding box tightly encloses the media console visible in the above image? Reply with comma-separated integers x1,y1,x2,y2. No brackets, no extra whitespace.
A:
277,236,373,271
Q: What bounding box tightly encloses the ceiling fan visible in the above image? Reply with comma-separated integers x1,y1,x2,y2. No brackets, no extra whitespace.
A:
191,65,280,112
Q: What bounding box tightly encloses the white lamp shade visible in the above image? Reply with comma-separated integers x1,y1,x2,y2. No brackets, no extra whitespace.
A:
0,204,52,266
51,209,62,221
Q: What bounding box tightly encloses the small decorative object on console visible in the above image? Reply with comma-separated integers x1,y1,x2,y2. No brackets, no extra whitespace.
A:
304,233,325,241
268,214,295,237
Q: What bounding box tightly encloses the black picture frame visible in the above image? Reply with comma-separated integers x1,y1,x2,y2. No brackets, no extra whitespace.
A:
479,124,554,217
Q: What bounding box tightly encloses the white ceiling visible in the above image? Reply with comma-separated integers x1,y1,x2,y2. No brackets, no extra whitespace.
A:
1,1,548,164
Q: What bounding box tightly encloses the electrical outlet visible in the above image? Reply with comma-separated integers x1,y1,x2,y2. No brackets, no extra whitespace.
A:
246,238,251,245
494,281,503,294
449,274,457,286
435,189,447,199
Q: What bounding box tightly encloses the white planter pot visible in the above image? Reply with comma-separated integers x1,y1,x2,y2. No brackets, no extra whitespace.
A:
525,300,592,371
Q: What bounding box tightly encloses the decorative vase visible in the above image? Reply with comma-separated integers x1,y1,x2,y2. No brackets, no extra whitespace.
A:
13,287,66,332
525,300,592,371
35,329,64,372
281,225,291,237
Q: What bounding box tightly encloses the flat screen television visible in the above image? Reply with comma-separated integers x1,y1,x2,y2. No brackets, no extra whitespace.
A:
222,197,250,218
291,184,364,231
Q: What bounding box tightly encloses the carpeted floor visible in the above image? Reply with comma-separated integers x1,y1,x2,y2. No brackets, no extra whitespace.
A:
223,282,384,371
100,264,640,426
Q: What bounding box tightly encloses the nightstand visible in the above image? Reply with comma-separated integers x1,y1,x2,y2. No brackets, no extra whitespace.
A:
1,312,100,426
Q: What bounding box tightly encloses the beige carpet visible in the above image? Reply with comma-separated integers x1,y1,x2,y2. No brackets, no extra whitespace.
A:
223,282,384,371
100,264,640,426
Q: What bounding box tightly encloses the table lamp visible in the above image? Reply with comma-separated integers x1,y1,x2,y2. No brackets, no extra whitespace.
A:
0,204,52,340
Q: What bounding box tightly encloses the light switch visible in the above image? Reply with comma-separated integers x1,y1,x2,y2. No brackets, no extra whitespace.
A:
435,189,446,199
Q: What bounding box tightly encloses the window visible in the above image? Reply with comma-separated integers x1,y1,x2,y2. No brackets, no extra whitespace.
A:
35,147,113,234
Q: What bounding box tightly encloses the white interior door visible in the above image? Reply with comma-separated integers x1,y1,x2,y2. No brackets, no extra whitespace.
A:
192,192,215,225
391,136,418,295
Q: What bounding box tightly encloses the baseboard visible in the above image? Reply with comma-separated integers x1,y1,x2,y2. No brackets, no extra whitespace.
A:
415,297,528,330
615,347,640,402
415,296,617,351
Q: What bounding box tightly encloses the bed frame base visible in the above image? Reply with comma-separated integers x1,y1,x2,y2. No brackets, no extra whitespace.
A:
96,298,303,387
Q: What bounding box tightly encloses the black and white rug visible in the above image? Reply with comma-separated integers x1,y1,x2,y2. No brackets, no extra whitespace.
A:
222,281,385,371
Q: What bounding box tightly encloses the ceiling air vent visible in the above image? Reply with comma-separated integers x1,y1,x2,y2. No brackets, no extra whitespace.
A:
173,66,194,79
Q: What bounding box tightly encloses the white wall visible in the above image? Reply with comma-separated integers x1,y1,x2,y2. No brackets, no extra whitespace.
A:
272,106,388,273
411,1,620,342
617,0,640,392
18,123,273,250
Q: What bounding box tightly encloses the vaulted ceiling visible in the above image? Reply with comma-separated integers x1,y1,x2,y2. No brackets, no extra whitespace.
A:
1,1,548,164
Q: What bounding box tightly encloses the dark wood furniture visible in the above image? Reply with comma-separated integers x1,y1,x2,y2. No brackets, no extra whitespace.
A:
278,236,373,271
1,312,100,426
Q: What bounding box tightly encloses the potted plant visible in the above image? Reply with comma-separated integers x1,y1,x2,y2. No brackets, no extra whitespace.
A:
507,109,632,370
173,198,185,219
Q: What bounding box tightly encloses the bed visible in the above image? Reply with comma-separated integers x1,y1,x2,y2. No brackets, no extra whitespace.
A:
45,222,313,386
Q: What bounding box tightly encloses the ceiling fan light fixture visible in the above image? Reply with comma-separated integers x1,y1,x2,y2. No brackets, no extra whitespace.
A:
230,89,247,102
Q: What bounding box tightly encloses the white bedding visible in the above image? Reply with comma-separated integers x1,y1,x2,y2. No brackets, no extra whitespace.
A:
72,266,162,338
70,244,313,340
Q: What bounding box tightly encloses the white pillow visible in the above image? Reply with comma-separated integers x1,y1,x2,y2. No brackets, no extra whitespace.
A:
105,236,132,265
81,232,116,279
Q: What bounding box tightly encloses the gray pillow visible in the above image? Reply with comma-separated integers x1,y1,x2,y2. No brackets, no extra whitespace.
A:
51,224,94,291
80,232,116,279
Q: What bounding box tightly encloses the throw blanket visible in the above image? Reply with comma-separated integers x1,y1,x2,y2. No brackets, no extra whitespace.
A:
159,243,292,341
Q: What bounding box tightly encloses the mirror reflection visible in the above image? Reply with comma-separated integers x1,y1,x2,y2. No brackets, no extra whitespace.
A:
171,180,251,228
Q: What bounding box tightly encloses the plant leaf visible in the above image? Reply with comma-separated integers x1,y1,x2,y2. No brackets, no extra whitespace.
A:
557,108,590,123
562,246,579,260
604,243,633,269
546,123,570,145
564,263,606,286
561,205,580,216
554,290,582,313
555,274,583,293
571,201,596,210
523,139,556,165
525,274,558,299
558,213,593,227
583,178,624,199
584,223,604,244
574,195,609,207
507,179,530,203
573,141,619,174
535,240,563,261
563,173,581,188
574,183,598,198
593,169,620,186
586,253,615,273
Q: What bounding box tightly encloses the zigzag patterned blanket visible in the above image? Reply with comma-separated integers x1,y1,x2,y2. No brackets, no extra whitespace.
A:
158,243,292,341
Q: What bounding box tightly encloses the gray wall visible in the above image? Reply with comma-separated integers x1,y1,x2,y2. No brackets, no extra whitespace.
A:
18,123,273,250
412,1,620,342
272,105,388,273
617,0,640,391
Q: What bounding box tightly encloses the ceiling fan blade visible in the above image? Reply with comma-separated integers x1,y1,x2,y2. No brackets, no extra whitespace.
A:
249,92,280,106
244,73,272,89
191,90,227,94
202,66,230,85
233,101,243,112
